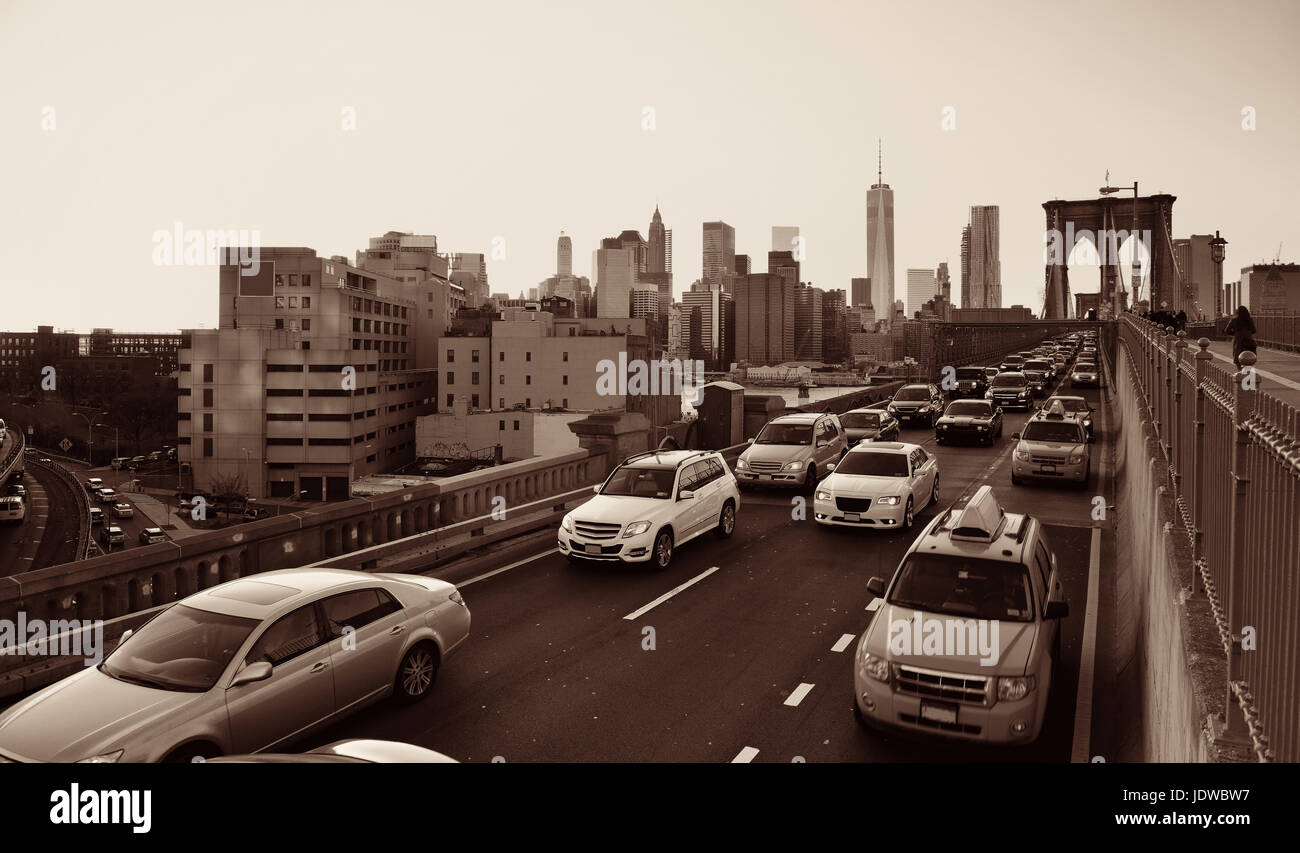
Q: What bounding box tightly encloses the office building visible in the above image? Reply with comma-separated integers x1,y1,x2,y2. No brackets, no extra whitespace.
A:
960,225,972,308
866,144,895,325
850,276,872,308
557,232,573,277
357,231,466,361
794,283,824,362
1240,263,1300,313
906,268,937,318
734,254,751,277
967,206,1001,308
735,273,794,366
703,221,736,290
937,262,951,304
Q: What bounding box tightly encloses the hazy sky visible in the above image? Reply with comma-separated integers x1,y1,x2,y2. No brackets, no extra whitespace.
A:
2,0,1297,332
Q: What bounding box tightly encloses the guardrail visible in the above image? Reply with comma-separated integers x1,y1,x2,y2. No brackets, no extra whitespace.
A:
0,428,24,483
1120,316,1300,762
27,456,93,561
1249,312,1300,353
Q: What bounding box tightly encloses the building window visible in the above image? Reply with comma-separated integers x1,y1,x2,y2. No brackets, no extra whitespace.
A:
203,413,213,432
498,351,505,361
471,371,480,385
525,375,531,385
288,296,298,308
471,349,480,362
499,398,505,409
275,274,284,287
471,394,480,408
445,394,454,407
202,388,213,407
302,318,311,331
562,398,568,408
275,296,285,309
513,420,520,431
447,371,455,385
303,274,311,287
525,398,531,408
203,363,213,382
288,274,298,286
275,319,285,330
203,438,213,457
499,420,505,431
301,341,310,350
562,375,568,385
526,352,532,362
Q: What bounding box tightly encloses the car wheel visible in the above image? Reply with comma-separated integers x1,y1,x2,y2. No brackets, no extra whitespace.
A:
715,501,736,539
803,464,818,496
164,743,221,763
1011,472,1022,486
930,474,939,507
902,497,914,530
394,641,440,704
652,529,674,570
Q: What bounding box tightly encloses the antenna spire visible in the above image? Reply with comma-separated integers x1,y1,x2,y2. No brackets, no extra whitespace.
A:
877,138,882,184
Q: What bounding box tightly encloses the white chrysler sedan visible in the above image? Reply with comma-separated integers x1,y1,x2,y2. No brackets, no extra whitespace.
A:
813,442,940,531
0,568,470,763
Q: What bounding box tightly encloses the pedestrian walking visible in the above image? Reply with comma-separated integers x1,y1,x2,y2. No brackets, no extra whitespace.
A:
1225,305,1257,368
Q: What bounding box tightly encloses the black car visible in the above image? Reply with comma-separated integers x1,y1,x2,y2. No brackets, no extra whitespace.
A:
987,372,1033,410
886,384,944,428
935,399,1004,446
839,408,901,445
948,366,989,399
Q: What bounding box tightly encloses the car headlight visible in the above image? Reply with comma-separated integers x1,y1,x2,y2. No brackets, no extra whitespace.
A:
735,457,748,469
448,590,467,606
918,405,930,413
77,749,125,763
877,495,900,506
997,675,1037,702
1069,453,1085,464
784,460,805,471
859,650,890,683
886,404,898,413
815,489,833,502
976,424,987,430
623,521,652,538
561,515,574,533
1018,391,1028,398
1014,449,1030,461
984,391,994,399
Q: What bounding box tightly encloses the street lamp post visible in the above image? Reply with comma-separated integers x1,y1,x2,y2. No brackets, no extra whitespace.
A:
1210,230,1229,318
72,410,108,465
1100,179,1139,314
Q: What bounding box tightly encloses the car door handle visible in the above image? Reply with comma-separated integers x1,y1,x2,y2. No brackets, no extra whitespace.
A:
310,661,329,673
389,625,405,635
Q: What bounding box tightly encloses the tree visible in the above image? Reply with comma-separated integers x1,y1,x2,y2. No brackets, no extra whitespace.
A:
207,471,248,523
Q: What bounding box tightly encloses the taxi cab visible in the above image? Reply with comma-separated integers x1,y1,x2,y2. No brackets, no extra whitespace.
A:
1010,401,1090,486
853,485,1068,743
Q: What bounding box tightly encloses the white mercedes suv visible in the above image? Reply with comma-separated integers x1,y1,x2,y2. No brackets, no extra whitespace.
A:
559,449,739,570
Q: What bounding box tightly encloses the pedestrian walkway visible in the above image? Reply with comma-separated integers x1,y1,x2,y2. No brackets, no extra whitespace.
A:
130,491,204,539
1205,340,1300,408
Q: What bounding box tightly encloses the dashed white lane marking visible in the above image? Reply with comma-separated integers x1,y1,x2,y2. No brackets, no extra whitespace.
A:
784,682,815,707
732,746,760,763
866,597,882,612
623,566,719,621
831,633,856,653
459,550,552,587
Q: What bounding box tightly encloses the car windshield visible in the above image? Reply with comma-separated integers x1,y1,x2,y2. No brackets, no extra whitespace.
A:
840,412,881,429
1049,398,1089,413
835,451,909,477
1025,361,1049,370
1075,363,1096,371
1022,421,1084,443
100,604,260,692
601,466,676,498
991,375,1025,388
945,402,992,417
755,423,812,445
888,554,1034,622
894,388,929,401
1023,371,1044,380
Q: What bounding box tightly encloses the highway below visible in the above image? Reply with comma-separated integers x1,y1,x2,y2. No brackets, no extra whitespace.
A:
301,373,1116,762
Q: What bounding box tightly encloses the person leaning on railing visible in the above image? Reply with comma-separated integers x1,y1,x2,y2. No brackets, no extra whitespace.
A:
1224,305,1258,368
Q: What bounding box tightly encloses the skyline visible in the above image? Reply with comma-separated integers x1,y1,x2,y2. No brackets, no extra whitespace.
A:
2,0,1298,332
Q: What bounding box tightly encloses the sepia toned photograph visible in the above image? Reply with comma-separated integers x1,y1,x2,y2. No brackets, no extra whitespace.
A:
0,0,1295,837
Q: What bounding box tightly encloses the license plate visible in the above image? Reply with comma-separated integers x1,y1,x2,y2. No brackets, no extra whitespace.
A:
1039,464,1056,473
584,544,602,554
920,701,958,724
844,512,860,522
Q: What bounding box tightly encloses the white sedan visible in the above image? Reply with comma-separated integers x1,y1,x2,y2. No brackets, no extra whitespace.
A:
812,441,940,531
0,568,470,763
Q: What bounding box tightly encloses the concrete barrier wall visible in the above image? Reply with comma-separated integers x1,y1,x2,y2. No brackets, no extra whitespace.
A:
1113,343,1240,761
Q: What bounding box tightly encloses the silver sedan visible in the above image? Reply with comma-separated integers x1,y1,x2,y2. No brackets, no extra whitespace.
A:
0,568,470,763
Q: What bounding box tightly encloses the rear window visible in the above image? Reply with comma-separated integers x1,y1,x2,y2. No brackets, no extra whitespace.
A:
840,412,881,429
945,401,993,417
991,374,1025,388
894,387,929,401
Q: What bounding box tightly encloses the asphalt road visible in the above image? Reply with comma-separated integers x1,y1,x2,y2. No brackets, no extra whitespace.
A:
300,372,1113,762
1,460,80,576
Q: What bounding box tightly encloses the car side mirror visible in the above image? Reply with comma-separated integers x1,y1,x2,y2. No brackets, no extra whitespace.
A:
826,463,836,473
118,629,133,644
678,489,695,501
746,438,755,445
866,577,886,597
592,484,601,494
230,661,273,688
1044,600,1069,620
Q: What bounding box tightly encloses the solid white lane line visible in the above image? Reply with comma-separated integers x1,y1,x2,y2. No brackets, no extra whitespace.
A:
831,633,856,653
784,682,815,707
865,597,882,612
732,746,759,763
459,550,553,588
622,566,719,621
1071,526,1102,763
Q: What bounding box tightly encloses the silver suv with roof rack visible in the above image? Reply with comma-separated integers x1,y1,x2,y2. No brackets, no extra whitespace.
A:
853,485,1068,744
559,449,739,570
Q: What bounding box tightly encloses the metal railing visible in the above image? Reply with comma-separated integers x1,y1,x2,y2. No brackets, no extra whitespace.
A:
27,455,93,561
0,428,23,482
1249,312,1300,353
1120,315,1300,762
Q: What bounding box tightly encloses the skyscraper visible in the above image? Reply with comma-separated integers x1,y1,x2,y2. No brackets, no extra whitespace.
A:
794,283,824,362
850,277,872,308
906,269,937,317
968,206,1001,308
866,142,895,326
734,255,751,276
644,207,673,343
937,263,951,303
960,225,971,308
703,221,736,290
768,250,800,290
594,231,645,318
557,232,572,277
735,273,795,366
